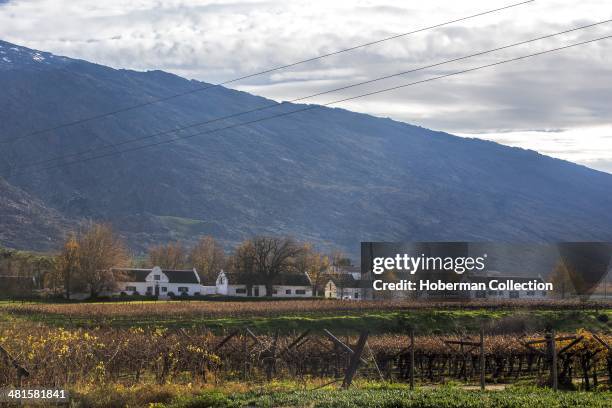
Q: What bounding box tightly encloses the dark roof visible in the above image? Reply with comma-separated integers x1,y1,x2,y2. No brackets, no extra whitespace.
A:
113,268,200,284
163,269,200,284
200,275,217,286
223,272,311,286
113,269,150,283
325,274,372,289
326,274,358,287
274,273,311,286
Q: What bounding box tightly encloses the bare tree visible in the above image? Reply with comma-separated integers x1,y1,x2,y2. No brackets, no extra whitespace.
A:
189,236,225,284
54,234,79,299
309,253,330,297
148,242,187,269
294,243,314,276
295,244,329,296
251,236,304,296
73,223,129,298
330,249,352,273
231,239,258,296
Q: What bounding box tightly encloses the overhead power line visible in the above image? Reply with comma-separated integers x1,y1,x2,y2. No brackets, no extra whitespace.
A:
13,34,612,177
18,19,612,171
0,0,534,145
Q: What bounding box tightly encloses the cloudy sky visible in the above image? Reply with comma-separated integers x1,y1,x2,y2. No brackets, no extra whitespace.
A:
1,0,611,173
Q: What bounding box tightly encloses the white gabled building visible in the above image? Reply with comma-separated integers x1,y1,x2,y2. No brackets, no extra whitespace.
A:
324,274,371,300
215,270,312,297
113,266,205,298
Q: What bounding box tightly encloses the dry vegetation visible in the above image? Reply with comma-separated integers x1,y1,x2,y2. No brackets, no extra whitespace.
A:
2,299,609,321
0,323,610,390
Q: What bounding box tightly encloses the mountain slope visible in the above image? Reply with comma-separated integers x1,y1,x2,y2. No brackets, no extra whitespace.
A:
0,177,70,250
1,40,612,254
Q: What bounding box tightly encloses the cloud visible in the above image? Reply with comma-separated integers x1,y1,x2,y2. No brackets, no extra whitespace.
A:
0,0,610,172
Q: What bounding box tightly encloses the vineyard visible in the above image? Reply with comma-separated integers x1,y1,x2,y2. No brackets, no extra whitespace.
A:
1,323,610,391
2,299,608,319
0,300,610,407
1,299,610,335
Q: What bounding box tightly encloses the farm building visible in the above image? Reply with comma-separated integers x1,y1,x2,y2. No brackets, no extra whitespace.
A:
324,274,371,300
112,266,205,298
215,270,312,297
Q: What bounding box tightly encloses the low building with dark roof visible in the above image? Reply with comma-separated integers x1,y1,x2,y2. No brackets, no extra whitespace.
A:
216,270,312,297
112,266,209,298
324,274,372,300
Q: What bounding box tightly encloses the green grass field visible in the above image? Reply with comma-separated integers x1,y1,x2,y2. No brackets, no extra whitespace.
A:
69,383,612,408
1,301,610,334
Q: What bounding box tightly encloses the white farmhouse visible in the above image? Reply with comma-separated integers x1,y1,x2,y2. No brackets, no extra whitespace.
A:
215,270,312,297
113,266,205,298
324,274,370,300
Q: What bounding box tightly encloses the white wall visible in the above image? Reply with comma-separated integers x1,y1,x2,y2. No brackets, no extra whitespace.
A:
324,281,361,299
225,284,311,297
117,281,202,298
116,267,202,298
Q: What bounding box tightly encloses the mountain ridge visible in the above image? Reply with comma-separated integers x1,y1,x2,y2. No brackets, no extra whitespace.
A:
1,39,612,255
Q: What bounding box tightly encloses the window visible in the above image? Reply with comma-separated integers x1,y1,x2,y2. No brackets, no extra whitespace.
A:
475,291,486,298
146,286,153,293
161,287,167,292
235,288,246,294
154,275,160,281
296,289,306,295
354,292,359,299
526,290,535,296
272,289,278,295
178,287,189,293
285,289,292,295
488,290,496,295
126,286,137,292
509,291,519,299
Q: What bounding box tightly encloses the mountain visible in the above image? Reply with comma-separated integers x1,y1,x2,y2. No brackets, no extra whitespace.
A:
1,40,612,255
0,177,70,251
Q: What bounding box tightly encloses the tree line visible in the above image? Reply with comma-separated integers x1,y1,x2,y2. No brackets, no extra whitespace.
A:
1,222,354,299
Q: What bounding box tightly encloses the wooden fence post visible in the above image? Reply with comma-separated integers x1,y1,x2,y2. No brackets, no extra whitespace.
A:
480,326,485,391
551,330,558,391
342,331,369,389
266,329,279,381
546,331,558,390
242,333,248,380
0,344,30,386
410,329,415,390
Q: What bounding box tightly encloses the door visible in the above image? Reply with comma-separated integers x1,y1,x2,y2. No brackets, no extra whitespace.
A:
155,285,160,297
